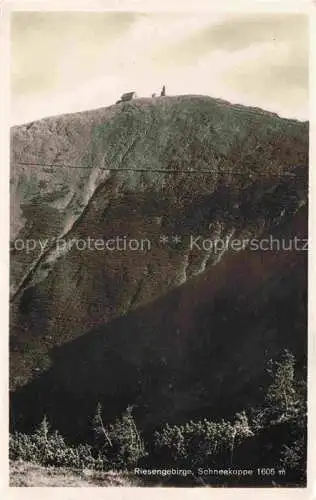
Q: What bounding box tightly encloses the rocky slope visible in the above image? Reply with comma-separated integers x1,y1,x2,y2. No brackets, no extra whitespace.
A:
10,95,308,436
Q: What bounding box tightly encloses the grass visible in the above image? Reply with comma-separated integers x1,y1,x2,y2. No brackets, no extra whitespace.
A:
10,460,139,487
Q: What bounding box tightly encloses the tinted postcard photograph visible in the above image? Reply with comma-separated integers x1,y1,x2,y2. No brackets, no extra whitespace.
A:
7,1,310,490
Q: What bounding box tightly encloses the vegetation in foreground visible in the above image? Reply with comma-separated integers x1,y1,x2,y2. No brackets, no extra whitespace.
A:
9,460,139,487
10,350,307,487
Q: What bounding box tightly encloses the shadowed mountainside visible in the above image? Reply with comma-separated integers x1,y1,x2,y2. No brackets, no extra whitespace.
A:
10,95,308,437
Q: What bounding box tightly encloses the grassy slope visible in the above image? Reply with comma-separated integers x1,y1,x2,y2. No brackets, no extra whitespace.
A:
9,460,137,487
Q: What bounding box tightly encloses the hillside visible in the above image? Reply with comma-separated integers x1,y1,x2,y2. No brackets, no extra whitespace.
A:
10,95,308,443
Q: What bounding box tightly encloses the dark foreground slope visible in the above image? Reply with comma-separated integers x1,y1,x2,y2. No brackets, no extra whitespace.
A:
10,95,308,437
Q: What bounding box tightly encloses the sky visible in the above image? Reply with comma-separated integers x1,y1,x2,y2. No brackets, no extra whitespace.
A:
10,11,309,124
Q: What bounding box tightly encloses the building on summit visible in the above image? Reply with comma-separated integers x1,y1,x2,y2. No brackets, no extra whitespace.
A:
116,91,138,104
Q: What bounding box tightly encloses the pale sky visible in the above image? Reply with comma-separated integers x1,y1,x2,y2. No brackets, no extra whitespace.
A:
10,11,309,124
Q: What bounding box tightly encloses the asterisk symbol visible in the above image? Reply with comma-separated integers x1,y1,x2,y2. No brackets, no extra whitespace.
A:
159,235,169,245
172,235,182,244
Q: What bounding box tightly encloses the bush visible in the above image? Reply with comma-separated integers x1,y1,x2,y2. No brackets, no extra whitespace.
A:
101,405,147,468
10,407,147,472
265,349,300,422
249,350,307,482
251,349,306,431
154,411,253,468
10,416,99,470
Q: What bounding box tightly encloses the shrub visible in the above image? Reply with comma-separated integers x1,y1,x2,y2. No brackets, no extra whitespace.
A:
249,350,307,482
154,411,253,468
251,349,307,431
265,349,300,422
104,405,147,468
10,416,97,469
10,407,147,472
